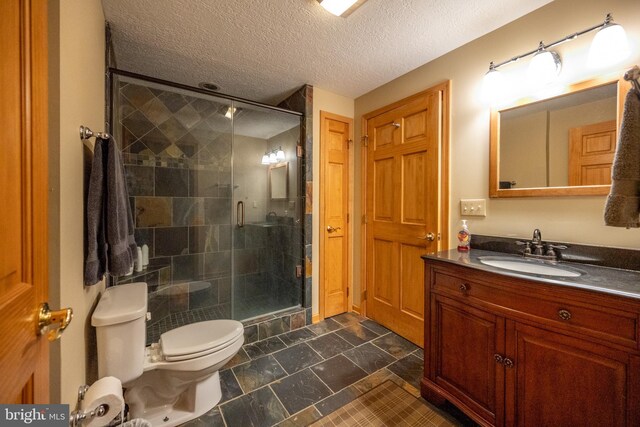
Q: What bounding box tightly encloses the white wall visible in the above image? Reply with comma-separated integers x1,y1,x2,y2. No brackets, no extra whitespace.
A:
353,0,640,303
312,88,355,317
49,0,106,405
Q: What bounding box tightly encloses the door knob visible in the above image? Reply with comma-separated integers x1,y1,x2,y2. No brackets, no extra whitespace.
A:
327,226,342,233
38,303,73,341
418,232,435,241
392,122,401,128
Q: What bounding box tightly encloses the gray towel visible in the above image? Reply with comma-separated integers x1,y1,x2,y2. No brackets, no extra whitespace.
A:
84,137,137,285
84,138,107,285
105,137,138,275
604,89,640,228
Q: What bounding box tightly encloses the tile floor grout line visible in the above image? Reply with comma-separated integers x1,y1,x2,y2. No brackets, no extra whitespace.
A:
267,383,291,425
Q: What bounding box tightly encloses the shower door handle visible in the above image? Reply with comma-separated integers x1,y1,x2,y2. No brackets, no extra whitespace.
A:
237,201,244,228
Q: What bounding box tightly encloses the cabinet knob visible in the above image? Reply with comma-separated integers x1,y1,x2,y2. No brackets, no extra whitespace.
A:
494,354,504,364
503,357,514,368
558,309,572,321
459,283,468,292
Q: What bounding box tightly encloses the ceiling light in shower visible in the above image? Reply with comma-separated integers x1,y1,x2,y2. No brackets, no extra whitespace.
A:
317,0,368,17
198,82,220,91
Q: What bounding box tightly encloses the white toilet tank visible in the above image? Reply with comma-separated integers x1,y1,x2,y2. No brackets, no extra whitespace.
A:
92,282,148,384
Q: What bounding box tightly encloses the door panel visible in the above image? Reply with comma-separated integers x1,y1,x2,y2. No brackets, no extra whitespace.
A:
512,323,628,427
373,239,394,306
432,296,503,425
568,120,616,186
0,0,49,402
401,151,427,224
373,157,394,222
399,244,424,319
320,113,351,318
403,109,428,142
366,89,443,346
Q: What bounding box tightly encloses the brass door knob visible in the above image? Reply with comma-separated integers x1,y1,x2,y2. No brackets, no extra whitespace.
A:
327,226,342,233
418,232,435,241
38,303,73,341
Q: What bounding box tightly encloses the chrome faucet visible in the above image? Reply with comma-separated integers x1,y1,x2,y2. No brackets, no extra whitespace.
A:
516,229,567,261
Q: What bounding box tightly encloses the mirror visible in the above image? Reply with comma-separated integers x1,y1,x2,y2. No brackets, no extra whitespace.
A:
269,162,288,199
490,74,631,197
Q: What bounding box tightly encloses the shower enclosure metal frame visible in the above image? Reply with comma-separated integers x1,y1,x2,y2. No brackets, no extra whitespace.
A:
106,68,307,325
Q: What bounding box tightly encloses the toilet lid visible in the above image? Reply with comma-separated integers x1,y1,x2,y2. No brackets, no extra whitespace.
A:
160,320,243,360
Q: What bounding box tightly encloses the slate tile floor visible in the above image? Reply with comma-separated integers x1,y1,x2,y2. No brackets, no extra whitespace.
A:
182,312,464,427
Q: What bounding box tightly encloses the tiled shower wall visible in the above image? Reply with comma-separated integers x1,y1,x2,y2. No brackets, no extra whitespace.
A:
278,85,314,323
112,79,234,336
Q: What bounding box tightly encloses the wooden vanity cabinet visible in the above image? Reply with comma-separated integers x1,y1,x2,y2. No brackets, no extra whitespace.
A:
421,259,640,427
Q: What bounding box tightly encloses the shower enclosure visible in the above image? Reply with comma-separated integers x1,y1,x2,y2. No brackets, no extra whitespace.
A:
108,71,304,343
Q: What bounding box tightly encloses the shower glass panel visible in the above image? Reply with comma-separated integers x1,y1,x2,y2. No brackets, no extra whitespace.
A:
109,72,303,342
232,102,303,320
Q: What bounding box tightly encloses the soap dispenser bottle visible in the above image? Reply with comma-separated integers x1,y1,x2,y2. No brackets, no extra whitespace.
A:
457,220,471,252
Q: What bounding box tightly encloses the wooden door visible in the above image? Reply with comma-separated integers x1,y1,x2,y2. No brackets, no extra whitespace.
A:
509,322,629,426
431,296,505,426
320,112,351,318
365,88,444,346
568,120,616,186
0,0,50,403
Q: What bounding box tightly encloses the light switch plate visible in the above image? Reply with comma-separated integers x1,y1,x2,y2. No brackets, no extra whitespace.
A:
460,199,487,216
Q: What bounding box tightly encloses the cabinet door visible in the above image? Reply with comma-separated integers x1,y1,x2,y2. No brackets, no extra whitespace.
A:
509,322,630,427
431,295,505,426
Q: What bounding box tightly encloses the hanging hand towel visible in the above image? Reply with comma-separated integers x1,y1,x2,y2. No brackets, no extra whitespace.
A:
105,136,138,275
84,138,107,285
604,89,640,228
84,136,137,285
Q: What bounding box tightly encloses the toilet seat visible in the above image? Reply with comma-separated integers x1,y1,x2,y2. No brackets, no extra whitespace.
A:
159,320,244,362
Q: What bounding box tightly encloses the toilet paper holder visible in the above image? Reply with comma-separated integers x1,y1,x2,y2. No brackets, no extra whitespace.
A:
69,384,123,427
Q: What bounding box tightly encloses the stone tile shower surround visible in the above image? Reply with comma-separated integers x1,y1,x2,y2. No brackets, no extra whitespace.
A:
109,75,309,340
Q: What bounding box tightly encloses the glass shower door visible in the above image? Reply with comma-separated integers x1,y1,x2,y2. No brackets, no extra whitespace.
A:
231,102,303,320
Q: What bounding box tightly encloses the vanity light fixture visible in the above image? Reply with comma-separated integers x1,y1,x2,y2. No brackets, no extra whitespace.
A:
261,147,286,165
527,43,562,88
224,106,236,119
587,16,631,68
482,13,630,103
317,0,368,17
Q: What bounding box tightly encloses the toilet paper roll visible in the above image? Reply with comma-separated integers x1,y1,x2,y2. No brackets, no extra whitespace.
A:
81,376,124,427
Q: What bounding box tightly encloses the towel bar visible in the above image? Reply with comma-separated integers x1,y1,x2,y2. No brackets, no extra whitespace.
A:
80,125,111,141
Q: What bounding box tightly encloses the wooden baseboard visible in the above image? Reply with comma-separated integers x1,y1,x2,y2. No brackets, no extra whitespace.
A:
312,314,322,324
351,304,361,314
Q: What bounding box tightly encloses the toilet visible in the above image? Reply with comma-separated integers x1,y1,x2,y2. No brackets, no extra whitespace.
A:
92,282,244,427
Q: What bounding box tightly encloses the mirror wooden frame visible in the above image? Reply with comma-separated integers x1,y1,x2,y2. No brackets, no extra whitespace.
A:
269,162,289,200
489,72,632,198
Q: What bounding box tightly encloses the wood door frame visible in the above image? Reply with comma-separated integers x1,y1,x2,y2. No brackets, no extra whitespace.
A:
319,111,353,321
359,81,451,317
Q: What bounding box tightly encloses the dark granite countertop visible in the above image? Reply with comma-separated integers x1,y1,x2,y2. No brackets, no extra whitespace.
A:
423,248,640,300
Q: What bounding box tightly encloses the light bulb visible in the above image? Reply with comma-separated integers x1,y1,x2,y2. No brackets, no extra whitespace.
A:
587,23,630,68
269,152,277,164
527,49,561,89
225,106,236,119
276,148,285,161
481,66,506,105
261,154,270,165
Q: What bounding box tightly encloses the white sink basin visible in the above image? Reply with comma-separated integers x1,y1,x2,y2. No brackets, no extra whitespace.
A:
479,257,581,277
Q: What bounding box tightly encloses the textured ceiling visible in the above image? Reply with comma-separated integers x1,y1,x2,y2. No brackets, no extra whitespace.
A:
102,0,552,104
